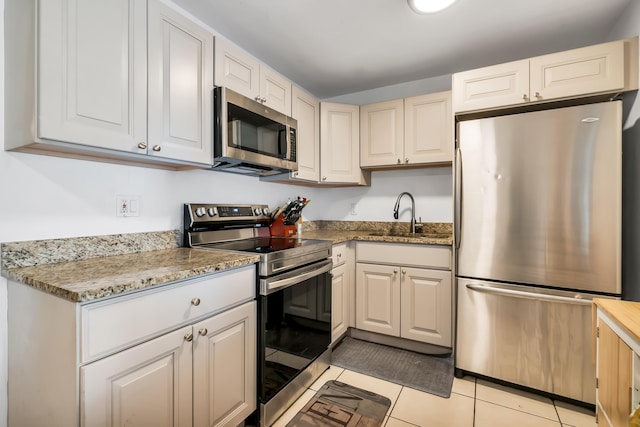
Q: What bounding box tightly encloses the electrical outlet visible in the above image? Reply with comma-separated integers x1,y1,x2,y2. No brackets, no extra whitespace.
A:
350,203,357,216
116,196,140,217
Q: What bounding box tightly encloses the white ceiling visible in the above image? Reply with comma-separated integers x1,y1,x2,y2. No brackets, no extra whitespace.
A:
172,0,632,99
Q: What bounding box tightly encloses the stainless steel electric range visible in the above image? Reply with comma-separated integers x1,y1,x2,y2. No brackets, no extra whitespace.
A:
183,203,333,427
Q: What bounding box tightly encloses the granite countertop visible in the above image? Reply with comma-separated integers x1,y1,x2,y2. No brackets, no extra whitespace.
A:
1,222,451,303
1,231,259,303
2,248,259,303
301,221,453,246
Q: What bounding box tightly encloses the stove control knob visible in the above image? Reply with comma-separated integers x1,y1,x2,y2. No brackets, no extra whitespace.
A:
207,208,217,217
194,207,206,217
262,208,270,216
254,208,262,216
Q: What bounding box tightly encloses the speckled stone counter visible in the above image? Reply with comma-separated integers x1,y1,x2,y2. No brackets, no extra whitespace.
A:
1,231,258,303
300,221,453,245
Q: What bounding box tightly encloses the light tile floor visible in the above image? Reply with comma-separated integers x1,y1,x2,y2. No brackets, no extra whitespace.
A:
272,365,596,427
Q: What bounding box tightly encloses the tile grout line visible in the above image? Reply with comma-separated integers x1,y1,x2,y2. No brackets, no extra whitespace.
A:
472,377,477,427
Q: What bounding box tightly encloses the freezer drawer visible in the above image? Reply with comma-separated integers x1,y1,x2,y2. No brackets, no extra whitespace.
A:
456,277,600,404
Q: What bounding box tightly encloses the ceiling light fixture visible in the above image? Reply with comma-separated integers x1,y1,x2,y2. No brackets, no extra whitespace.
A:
408,0,457,14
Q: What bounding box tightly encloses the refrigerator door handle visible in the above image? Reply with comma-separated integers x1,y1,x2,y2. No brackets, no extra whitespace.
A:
466,284,592,306
454,147,462,249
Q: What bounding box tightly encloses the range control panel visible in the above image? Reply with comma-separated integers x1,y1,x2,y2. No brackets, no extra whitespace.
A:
185,203,271,224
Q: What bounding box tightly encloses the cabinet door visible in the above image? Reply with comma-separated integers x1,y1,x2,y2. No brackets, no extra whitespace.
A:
214,38,260,99
260,65,292,115
355,263,400,337
80,326,193,427
193,302,256,427
331,263,349,344
320,102,362,184
530,40,625,102
291,86,320,182
147,0,213,165
404,91,453,165
360,99,404,167
452,59,530,113
597,319,633,427
38,0,147,152
400,268,452,346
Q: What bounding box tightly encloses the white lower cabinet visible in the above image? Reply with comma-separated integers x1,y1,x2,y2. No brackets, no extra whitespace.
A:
8,266,257,427
82,301,256,427
81,326,194,427
355,242,452,347
331,243,353,344
192,302,257,427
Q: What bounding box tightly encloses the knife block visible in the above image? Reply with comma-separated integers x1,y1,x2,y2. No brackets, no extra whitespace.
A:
270,214,297,237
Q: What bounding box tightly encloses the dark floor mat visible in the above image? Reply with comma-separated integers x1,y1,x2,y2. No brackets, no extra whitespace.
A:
286,380,390,427
331,337,454,398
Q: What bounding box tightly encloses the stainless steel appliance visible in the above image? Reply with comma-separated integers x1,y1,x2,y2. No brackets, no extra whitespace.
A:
183,203,332,427
455,101,622,404
213,87,298,176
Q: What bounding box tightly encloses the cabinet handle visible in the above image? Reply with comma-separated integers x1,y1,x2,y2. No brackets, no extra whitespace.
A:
522,94,529,101
337,253,342,258
404,158,409,164
261,97,267,103
322,176,327,181
152,145,161,152
254,96,261,102
534,91,542,99
397,158,401,164
402,269,406,275
199,328,208,336
191,297,201,306
393,269,398,274
184,332,193,342
137,142,147,150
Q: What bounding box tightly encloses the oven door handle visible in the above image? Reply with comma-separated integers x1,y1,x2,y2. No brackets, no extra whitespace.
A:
261,259,333,295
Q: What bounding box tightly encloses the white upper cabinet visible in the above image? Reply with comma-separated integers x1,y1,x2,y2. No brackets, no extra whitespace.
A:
320,102,369,185
215,38,292,115
452,60,529,113
360,99,404,167
530,40,626,102
6,0,214,168
37,0,147,152
404,91,453,165
290,86,320,182
360,91,453,168
453,37,638,113
147,0,213,165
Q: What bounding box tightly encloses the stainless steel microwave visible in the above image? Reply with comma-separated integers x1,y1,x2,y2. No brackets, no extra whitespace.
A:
213,87,297,176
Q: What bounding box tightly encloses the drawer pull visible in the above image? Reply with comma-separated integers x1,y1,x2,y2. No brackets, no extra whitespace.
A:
184,332,193,342
191,297,201,306
199,328,208,336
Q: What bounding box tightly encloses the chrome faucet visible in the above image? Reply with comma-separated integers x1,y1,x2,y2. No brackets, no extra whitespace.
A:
393,192,417,234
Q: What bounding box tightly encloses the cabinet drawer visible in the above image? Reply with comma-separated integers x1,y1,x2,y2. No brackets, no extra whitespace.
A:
80,265,255,363
356,242,451,270
332,243,348,267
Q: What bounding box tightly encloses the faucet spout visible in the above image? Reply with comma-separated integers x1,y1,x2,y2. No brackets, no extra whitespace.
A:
393,192,417,234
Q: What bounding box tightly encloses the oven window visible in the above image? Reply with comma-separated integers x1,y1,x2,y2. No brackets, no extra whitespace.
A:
258,271,331,402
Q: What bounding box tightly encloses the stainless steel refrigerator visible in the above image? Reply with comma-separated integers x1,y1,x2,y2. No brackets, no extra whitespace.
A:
455,101,621,404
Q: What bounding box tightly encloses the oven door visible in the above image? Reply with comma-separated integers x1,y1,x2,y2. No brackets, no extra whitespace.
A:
257,259,332,404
